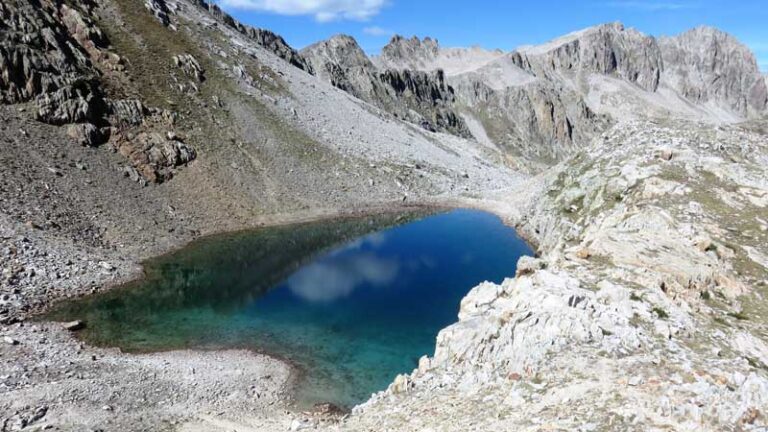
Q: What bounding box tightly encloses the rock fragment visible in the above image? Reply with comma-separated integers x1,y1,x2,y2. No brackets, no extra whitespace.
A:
63,320,85,331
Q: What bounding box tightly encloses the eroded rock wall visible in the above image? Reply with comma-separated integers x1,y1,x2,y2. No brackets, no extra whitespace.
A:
302,34,472,137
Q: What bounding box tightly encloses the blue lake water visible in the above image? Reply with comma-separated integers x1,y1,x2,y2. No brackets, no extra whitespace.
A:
45,209,533,408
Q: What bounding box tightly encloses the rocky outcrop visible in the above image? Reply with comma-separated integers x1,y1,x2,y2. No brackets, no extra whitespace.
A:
173,54,205,82
302,34,471,137
0,0,103,114
191,1,313,73
144,0,172,26
0,0,196,182
115,131,196,183
514,23,663,92
377,35,440,70
66,122,105,146
108,99,149,126
659,26,768,117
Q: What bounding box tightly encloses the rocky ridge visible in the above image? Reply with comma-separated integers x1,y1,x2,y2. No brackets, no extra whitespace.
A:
301,35,471,137
332,24,768,169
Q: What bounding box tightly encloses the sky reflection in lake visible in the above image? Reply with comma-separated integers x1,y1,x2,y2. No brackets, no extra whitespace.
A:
46,209,534,408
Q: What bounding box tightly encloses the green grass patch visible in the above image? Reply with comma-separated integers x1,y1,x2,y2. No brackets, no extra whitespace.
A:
652,307,669,319
727,311,749,321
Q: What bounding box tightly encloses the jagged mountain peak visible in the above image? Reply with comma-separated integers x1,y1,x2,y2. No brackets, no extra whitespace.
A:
379,34,441,66
300,34,375,74
659,25,767,116
301,33,368,61
386,34,440,48
308,33,360,47
675,24,739,40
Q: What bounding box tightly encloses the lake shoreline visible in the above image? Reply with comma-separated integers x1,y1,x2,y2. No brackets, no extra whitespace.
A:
3,197,532,429
37,205,533,411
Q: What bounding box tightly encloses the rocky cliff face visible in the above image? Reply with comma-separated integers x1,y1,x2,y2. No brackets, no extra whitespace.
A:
301,34,471,137
453,77,609,166
515,23,663,92
659,26,768,117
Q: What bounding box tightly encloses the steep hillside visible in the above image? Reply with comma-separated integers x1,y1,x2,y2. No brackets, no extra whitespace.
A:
0,0,521,322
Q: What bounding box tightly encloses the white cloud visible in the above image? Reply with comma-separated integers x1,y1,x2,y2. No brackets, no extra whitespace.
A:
604,1,697,11
363,26,394,37
219,0,387,22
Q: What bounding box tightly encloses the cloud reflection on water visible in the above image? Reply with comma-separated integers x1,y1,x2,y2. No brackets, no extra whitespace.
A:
287,232,398,303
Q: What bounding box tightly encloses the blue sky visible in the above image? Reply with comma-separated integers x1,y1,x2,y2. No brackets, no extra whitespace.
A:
217,1,768,72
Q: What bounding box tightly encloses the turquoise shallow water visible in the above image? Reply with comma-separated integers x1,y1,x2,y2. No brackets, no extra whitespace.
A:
45,209,533,408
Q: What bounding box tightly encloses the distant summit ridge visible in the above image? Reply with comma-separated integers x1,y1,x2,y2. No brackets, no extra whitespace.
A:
305,22,767,167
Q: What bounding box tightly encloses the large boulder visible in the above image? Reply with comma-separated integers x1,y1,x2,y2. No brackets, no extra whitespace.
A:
116,132,196,183
66,123,105,147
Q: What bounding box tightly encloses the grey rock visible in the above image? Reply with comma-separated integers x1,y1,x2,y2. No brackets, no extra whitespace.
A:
116,132,196,183
36,84,100,126
144,0,172,26
659,26,768,116
108,100,148,126
173,54,205,82
516,23,663,92
515,256,546,276
302,35,472,138
377,35,440,70
194,1,312,73
66,123,104,147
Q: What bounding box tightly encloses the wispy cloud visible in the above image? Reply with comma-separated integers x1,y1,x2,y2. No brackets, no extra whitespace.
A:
604,1,698,11
220,0,388,22
363,26,394,37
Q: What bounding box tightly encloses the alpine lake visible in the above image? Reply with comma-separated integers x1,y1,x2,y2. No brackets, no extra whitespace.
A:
45,209,534,409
